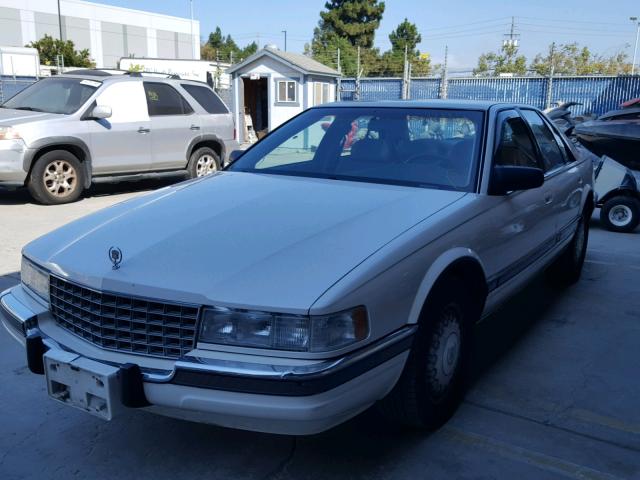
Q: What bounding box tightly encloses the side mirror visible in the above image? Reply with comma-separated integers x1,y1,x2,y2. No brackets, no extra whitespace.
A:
489,166,544,195
228,149,244,164
91,105,112,120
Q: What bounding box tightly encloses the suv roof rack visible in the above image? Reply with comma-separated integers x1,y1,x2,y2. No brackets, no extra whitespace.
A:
62,69,181,79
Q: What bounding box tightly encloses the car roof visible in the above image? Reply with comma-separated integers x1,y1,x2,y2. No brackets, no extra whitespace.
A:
56,72,210,88
319,99,537,111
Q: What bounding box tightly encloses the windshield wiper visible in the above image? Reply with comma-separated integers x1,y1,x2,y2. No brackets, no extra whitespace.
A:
13,106,44,112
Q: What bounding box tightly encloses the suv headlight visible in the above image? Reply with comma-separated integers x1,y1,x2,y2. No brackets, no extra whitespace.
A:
199,306,369,353
21,257,49,301
0,126,21,141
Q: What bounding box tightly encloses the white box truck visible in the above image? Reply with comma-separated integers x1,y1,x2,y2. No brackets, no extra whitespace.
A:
0,47,40,77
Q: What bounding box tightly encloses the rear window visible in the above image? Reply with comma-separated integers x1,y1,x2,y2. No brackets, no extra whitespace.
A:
181,84,228,114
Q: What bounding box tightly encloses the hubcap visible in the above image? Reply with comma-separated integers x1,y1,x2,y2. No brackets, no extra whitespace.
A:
608,205,632,227
43,160,77,198
427,305,462,397
195,154,218,177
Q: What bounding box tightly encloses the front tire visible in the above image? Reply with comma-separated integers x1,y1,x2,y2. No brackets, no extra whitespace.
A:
27,150,84,205
378,276,474,430
549,210,589,285
188,147,220,179
600,196,640,233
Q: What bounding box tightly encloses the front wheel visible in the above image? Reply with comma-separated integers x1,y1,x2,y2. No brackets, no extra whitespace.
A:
27,150,84,205
378,276,474,430
600,196,640,233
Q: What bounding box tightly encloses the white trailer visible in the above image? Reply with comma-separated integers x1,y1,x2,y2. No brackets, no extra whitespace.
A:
118,57,231,89
0,47,40,77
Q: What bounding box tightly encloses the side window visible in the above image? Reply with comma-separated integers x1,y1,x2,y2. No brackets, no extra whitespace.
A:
277,80,297,103
181,84,228,114
143,82,193,116
521,110,566,172
95,81,148,122
494,111,540,169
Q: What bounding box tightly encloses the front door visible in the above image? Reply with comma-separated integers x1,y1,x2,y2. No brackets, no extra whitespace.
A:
87,81,151,174
477,109,554,290
143,82,199,171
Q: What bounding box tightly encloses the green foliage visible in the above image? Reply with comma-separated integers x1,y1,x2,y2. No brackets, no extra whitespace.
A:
127,64,144,72
26,35,93,68
389,18,421,54
316,0,386,48
201,27,259,63
473,43,527,77
530,43,632,76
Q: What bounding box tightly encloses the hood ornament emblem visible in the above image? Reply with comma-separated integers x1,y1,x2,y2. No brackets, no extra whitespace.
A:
108,246,123,270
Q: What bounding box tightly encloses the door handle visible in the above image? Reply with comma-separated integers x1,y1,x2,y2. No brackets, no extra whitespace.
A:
577,177,583,185
190,125,201,130
137,127,150,134
544,194,554,205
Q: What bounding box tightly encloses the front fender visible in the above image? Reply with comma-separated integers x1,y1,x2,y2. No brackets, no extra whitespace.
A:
407,248,487,325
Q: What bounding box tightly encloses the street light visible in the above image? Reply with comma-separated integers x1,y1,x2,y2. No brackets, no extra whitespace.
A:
631,16,639,75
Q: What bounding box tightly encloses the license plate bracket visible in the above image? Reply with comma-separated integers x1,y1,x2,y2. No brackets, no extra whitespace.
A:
44,349,122,420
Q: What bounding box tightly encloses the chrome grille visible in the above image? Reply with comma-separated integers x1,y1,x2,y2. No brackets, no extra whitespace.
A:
49,276,200,359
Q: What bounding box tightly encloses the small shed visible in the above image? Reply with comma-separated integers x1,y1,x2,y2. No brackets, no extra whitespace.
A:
228,46,340,143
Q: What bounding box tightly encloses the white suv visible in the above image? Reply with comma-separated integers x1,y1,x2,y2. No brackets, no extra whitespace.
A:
0,70,238,204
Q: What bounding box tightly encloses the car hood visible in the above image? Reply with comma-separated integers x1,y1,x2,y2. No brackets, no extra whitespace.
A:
25,172,466,312
0,107,62,126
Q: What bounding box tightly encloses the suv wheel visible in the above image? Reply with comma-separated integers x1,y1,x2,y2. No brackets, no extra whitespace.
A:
378,275,474,430
600,196,640,233
188,147,220,178
27,150,84,205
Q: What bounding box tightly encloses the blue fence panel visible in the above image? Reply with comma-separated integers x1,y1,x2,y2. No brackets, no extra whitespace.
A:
410,78,441,99
551,76,640,116
339,78,403,101
339,79,357,101
447,77,548,108
0,76,37,103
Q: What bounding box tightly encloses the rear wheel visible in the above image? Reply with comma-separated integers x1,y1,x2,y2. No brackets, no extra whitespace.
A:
600,196,640,233
188,147,220,179
378,276,475,430
27,150,84,205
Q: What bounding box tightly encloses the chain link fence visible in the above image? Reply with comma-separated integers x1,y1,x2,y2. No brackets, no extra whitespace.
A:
0,76,37,103
339,75,640,116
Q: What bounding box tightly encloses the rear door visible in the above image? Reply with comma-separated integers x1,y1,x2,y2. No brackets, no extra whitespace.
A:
143,82,199,171
87,80,151,174
180,83,234,151
520,109,583,241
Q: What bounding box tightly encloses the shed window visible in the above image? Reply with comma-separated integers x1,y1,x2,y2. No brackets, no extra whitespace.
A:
277,80,297,103
314,82,331,105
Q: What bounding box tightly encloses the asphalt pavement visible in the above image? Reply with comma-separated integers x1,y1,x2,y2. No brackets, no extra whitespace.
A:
0,180,638,480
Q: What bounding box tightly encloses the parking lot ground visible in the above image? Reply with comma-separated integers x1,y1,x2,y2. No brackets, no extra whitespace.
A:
0,183,639,480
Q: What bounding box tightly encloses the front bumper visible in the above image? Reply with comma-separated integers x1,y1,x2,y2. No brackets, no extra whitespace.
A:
0,140,28,187
0,285,413,435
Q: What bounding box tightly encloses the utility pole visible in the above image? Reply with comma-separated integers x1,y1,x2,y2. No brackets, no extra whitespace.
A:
631,17,639,75
403,45,408,99
502,16,520,49
57,0,63,41
282,30,287,51
336,48,341,101
440,45,449,99
336,47,341,74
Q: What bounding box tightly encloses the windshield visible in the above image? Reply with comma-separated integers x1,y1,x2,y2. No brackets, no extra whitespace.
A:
229,107,484,191
2,77,99,114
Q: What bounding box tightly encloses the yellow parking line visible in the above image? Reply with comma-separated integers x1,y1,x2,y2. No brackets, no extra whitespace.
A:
442,427,624,480
568,408,640,436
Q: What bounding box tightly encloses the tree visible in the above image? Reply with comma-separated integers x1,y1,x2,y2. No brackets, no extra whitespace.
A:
473,43,527,76
26,35,93,68
530,43,632,76
381,18,431,76
315,0,385,48
201,27,259,63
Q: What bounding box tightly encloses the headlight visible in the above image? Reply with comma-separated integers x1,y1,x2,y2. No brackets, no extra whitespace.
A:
199,306,369,352
0,126,21,141
21,257,49,301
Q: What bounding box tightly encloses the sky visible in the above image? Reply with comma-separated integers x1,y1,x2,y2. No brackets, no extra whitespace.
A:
95,0,640,71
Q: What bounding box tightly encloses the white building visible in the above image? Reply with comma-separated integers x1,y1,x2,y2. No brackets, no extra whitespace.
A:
0,0,199,68
228,46,340,144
